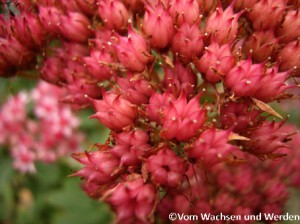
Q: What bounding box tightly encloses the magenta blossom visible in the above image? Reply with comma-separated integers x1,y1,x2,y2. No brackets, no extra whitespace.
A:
147,147,187,187
89,91,138,131
186,128,237,167
105,178,156,224
160,93,207,141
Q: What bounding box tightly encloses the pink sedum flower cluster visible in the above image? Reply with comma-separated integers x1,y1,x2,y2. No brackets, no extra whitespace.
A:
1,0,300,223
0,81,84,173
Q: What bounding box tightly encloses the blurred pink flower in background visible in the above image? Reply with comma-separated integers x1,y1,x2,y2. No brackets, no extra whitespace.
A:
0,81,84,173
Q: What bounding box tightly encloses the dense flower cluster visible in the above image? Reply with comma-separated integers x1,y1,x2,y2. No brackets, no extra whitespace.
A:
1,0,300,223
0,81,84,173
159,125,300,224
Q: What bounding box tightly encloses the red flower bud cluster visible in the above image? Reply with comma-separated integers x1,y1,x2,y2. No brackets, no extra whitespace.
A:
157,124,300,223
1,0,300,223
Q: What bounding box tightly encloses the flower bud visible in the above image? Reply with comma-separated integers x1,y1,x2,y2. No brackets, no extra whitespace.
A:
205,5,242,44
38,6,62,34
72,150,119,185
160,94,207,141
147,147,187,187
169,0,200,25
76,0,97,15
225,59,263,98
221,101,261,132
59,0,81,12
0,35,32,68
40,56,64,84
97,0,130,31
276,10,300,43
83,48,116,81
64,78,101,105
89,91,138,131
59,12,92,42
90,29,117,55
146,92,176,123
111,130,151,166
196,41,235,83
116,25,152,72
171,21,204,62
186,128,236,167
247,121,291,155
116,73,153,104
81,181,104,199
10,13,45,49
143,1,174,49
243,30,278,63
163,61,197,97
226,59,291,101
253,66,290,101
105,178,156,223
247,0,286,30
277,40,300,76
114,129,149,146
41,42,89,85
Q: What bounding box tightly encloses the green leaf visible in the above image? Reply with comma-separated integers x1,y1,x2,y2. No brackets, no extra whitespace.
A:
46,178,113,224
